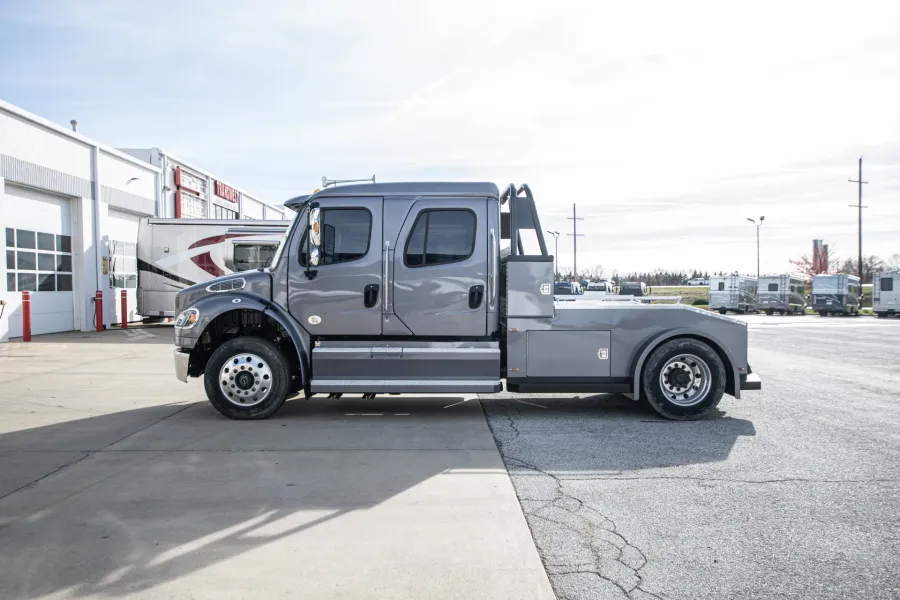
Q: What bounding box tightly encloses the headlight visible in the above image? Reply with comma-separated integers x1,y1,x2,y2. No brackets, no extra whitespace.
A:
174,308,199,328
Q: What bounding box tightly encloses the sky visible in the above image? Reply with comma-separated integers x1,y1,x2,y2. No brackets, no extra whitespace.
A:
1,0,899,276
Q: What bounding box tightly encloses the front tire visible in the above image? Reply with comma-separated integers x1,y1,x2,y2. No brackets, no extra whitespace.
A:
641,338,726,420
204,337,292,420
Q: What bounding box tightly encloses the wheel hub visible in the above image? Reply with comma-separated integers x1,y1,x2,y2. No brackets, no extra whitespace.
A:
235,371,254,390
218,353,273,408
668,367,692,388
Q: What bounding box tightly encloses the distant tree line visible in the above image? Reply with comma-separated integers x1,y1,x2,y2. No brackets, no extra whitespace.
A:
553,251,900,286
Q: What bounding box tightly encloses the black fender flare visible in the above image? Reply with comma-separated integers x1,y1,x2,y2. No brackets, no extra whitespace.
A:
187,292,311,385
630,327,740,400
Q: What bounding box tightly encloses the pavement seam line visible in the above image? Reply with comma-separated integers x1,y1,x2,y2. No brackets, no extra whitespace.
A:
482,399,665,600
0,403,195,503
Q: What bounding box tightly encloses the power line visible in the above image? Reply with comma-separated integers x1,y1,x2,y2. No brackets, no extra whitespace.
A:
567,203,584,275
848,156,868,282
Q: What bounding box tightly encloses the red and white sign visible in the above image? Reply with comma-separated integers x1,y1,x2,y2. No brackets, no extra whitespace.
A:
215,181,239,203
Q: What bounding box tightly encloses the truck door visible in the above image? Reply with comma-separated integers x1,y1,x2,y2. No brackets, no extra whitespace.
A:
287,197,383,335
391,198,487,337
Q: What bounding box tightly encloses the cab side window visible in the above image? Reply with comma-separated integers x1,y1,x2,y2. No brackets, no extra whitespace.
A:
299,208,372,266
404,209,476,268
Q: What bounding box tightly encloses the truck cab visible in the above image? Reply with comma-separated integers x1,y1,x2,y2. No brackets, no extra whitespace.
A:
173,182,760,421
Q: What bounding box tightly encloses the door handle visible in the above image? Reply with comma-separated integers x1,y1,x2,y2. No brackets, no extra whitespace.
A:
364,284,380,308
469,284,485,309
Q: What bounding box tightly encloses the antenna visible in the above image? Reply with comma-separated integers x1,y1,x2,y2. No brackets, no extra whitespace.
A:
321,175,376,188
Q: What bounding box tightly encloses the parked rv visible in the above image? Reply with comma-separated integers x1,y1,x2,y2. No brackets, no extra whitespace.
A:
758,274,807,315
709,276,758,314
137,218,289,318
811,273,861,316
873,270,900,318
172,181,760,422
554,281,578,296
619,281,649,297
587,281,614,294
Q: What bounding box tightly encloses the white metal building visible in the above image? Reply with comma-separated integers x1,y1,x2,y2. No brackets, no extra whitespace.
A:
1,99,286,342
118,148,287,222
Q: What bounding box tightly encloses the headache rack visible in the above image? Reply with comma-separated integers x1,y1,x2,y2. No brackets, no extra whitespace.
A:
500,184,549,257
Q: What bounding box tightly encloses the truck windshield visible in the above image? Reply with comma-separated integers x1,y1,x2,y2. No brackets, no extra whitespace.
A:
267,210,302,270
234,243,279,271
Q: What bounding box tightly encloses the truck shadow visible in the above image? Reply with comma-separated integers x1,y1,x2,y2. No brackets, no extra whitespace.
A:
0,393,754,598
481,394,756,474
20,324,174,345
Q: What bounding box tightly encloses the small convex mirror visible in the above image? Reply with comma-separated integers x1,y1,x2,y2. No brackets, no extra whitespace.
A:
309,246,321,267
309,207,322,247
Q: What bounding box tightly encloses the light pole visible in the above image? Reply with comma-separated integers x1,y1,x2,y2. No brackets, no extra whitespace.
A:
746,216,764,278
546,230,560,280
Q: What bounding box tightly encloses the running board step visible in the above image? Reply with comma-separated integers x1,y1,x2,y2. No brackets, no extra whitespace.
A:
310,341,502,395
310,379,503,394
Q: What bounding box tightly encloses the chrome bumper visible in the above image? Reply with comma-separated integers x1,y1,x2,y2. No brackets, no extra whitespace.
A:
174,349,191,383
740,372,762,391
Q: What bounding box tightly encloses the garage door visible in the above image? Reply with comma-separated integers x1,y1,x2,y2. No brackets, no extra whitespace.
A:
4,184,75,337
106,209,140,324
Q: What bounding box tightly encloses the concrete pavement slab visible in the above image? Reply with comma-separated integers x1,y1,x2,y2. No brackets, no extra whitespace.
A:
0,327,555,600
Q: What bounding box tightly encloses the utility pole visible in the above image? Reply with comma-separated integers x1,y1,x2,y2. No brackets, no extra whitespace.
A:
848,156,868,283
746,216,764,278
567,204,584,278
546,231,560,280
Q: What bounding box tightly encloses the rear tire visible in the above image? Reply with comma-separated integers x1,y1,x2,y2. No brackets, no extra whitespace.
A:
641,338,726,420
204,337,292,420
718,308,727,315
765,309,773,316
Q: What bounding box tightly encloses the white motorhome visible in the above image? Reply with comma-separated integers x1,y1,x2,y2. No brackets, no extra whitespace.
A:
137,218,289,317
709,275,758,314
758,274,807,315
873,270,900,318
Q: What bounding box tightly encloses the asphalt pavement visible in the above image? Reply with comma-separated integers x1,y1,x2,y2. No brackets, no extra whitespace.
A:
481,315,900,599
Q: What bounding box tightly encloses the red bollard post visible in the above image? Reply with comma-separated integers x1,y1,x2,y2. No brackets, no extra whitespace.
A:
21,291,32,342
95,290,103,332
121,289,128,329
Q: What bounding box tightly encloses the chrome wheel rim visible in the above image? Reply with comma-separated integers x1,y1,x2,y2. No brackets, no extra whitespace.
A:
659,354,712,407
219,353,273,407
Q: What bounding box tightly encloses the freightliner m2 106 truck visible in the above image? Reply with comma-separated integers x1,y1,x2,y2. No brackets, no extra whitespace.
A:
173,182,761,420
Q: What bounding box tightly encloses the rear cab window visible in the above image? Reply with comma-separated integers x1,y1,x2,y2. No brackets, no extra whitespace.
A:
404,209,476,267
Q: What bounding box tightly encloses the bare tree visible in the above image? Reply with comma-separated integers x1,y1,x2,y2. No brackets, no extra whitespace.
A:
790,254,842,279
837,255,883,283
887,253,900,270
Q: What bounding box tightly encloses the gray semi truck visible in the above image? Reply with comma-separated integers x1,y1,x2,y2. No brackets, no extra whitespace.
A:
172,182,760,421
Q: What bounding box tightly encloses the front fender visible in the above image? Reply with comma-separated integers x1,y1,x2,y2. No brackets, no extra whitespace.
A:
176,292,311,383
631,326,746,400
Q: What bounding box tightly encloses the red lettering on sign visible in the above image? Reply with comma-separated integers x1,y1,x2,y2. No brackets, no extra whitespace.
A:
215,181,239,203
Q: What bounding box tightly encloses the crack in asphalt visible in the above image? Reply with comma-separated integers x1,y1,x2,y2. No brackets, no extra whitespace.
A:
484,401,664,600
